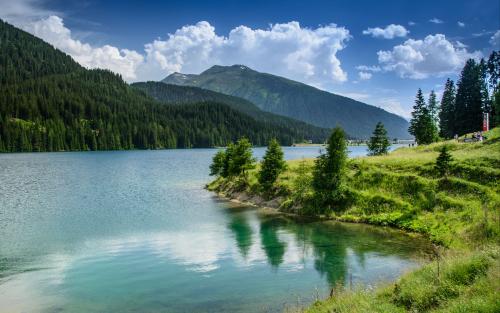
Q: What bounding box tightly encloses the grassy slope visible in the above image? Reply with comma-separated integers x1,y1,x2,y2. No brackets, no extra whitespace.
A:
208,128,500,312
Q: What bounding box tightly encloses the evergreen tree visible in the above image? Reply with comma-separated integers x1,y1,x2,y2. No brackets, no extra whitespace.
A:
409,89,438,145
409,89,426,138
428,90,439,126
492,90,500,126
439,79,456,138
487,51,500,90
312,127,348,211
479,59,491,117
221,143,235,178
258,139,287,191
209,150,226,176
435,145,453,177
228,138,255,178
367,122,390,156
455,59,484,135
487,51,500,126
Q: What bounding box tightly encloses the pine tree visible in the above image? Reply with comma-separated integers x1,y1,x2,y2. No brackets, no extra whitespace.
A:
439,79,456,138
221,143,235,178
409,89,438,145
258,139,287,191
493,90,500,126
228,138,255,178
209,150,226,176
427,92,439,142
428,90,439,126
479,59,491,117
435,145,453,177
487,51,500,126
409,89,426,138
487,51,500,90
455,59,484,135
367,122,390,156
312,127,348,211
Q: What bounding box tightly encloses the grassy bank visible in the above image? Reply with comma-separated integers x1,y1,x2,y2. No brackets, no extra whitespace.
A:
208,127,500,312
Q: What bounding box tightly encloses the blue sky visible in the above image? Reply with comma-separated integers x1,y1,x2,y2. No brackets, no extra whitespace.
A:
1,0,499,118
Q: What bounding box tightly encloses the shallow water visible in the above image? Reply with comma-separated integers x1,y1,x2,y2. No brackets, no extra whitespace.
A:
0,146,429,312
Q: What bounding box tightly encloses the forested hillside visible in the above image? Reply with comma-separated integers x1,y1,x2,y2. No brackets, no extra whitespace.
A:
0,20,327,152
132,82,331,140
162,65,410,139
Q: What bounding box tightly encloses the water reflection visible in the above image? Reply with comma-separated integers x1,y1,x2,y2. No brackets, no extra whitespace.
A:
259,217,287,268
0,204,431,313
227,212,253,259
225,205,431,288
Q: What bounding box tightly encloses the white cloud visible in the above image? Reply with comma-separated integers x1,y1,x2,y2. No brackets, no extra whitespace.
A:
337,92,371,101
457,21,465,27
377,98,411,119
377,34,482,79
362,24,409,39
490,30,500,48
356,65,382,72
4,8,352,85
0,0,58,25
429,18,444,24
20,16,144,80
455,41,467,48
358,71,372,80
139,21,351,85
408,21,416,26
473,30,495,37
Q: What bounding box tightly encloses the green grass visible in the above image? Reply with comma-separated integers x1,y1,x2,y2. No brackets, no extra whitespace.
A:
302,247,499,313
209,127,500,248
208,128,500,312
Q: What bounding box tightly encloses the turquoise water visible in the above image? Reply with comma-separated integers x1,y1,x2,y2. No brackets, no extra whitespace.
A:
0,146,429,312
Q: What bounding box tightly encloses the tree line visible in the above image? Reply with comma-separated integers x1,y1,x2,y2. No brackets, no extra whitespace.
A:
210,127,350,213
210,123,458,215
409,51,499,144
132,81,331,144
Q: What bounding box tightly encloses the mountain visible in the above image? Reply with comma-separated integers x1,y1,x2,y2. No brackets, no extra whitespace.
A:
0,20,328,152
132,81,330,141
163,65,410,139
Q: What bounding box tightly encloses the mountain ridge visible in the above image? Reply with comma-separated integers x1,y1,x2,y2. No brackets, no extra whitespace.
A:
131,81,331,141
163,65,410,139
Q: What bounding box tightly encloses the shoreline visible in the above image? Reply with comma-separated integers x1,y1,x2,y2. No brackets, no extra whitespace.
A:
209,186,431,242
206,129,500,312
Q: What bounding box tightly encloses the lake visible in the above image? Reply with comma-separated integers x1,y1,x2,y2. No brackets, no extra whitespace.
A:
0,145,430,312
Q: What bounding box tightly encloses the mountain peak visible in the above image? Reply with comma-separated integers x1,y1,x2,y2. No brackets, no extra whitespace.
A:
202,64,252,75
163,72,196,85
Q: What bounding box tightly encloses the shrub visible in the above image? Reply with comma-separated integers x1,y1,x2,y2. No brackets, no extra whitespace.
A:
435,145,453,177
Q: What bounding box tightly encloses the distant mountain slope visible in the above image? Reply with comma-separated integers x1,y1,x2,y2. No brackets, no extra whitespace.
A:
132,82,331,141
163,65,410,139
0,20,327,152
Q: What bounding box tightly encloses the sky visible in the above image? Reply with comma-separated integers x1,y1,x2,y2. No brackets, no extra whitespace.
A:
1,0,499,119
